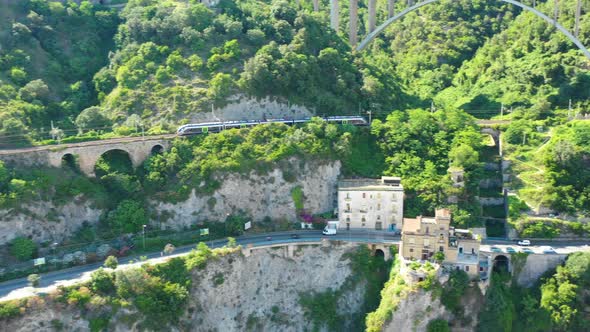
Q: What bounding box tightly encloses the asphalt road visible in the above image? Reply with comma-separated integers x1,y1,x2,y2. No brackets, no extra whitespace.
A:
1,230,589,300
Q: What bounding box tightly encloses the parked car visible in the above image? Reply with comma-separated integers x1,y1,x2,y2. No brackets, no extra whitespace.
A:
290,234,300,239
491,246,502,253
506,247,516,254
517,240,531,246
542,246,556,254
522,248,534,254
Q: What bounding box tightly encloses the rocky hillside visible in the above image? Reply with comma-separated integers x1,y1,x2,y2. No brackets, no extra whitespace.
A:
0,242,387,331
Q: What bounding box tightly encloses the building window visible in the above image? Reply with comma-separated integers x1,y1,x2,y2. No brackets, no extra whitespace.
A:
425,227,429,234
346,217,350,222
362,193,366,198
346,223,350,230
346,193,350,199
377,193,381,199
377,203,381,210
346,203,350,212
479,267,484,272
377,215,381,220
409,248,414,253
471,248,476,254
439,246,444,252
459,247,463,254
465,266,469,272
375,222,382,230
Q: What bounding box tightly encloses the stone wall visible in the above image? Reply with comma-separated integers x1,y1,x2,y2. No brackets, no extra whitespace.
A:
153,159,341,229
516,253,567,287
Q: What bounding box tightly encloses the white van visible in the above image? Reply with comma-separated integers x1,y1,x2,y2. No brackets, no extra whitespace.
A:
322,221,339,235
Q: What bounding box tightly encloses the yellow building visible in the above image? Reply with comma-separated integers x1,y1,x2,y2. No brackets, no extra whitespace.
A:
400,208,480,277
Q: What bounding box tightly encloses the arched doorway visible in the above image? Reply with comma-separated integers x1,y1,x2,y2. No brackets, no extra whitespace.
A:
493,255,510,273
94,149,134,177
151,144,164,155
61,153,78,171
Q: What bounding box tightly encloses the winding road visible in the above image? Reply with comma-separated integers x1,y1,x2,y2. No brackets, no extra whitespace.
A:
1,230,589,302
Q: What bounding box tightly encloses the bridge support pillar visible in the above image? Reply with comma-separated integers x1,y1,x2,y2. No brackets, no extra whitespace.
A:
368,0,376,33
349,0,358,46
330,0,339,31
287,245,295,258
388,0,395,18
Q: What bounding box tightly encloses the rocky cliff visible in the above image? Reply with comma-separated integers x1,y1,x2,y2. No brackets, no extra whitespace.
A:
0,196,101,246
153,159,341,229
0,242,370,332
0,159,340,246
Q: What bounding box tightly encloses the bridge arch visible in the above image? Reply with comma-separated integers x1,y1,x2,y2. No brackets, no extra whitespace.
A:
356,0,590,60
61,153,78,171
151,144,164,155
493,254,510,273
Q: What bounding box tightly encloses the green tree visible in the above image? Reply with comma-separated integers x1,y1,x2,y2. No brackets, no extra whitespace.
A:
90,268,114,294
104,255,118,269
107,200,148,234
10,237,35,261
207,73,234,100
75,106,111,133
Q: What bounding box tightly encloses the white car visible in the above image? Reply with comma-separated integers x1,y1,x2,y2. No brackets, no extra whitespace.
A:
517,240,531,246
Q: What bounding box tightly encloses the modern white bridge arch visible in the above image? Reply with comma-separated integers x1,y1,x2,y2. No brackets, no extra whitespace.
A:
356,0,590,60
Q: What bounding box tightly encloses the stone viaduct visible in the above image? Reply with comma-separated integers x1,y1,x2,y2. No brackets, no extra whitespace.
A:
0,136,172,177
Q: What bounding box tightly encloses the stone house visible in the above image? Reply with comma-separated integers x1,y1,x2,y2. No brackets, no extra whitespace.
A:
400,208,481,278
337,177,404,231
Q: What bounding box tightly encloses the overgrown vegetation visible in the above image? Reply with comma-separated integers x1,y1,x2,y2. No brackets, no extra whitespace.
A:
477,252,590,332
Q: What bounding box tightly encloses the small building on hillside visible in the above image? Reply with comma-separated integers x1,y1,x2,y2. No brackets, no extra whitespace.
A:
400,208,481,278
337,176,404,231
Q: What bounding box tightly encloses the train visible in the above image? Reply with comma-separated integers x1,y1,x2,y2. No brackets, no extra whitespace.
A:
176,115,368,136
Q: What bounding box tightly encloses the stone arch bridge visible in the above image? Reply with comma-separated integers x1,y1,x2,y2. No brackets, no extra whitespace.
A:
0,136,173,177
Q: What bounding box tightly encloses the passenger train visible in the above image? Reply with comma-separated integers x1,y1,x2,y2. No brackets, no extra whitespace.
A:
176,116,368,136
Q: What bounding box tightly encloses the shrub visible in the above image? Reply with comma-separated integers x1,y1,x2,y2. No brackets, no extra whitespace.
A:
90,268,114,294
27,274,41,287
104,255,118,269
0,301,21,319
427,319,451,332
11,237,35,261
441,269,470,316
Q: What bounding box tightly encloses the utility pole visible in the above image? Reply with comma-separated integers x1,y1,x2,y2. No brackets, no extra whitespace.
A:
430,101,435,113
500,103,504,119
568,99,572,119
367,110,372,126
142,224,146,250
522,131,527,145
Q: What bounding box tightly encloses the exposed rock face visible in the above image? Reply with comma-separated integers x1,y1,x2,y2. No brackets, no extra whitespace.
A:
1,243,368,332
188,94,314,123
154,160,341,229
0,197,101,246
0,159,340,246
182,243,365,331
383,289,451,332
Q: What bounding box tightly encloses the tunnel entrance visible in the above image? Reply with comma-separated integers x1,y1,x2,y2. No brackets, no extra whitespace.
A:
493,255,510,273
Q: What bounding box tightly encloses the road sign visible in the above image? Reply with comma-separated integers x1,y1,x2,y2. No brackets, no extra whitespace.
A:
244,221,251,230
33,257,46,266
200,228,209,236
